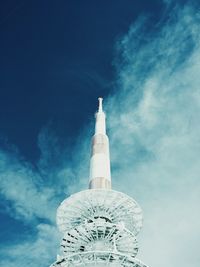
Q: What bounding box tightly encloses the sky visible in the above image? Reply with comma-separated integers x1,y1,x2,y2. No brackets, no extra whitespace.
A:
0,0,200,266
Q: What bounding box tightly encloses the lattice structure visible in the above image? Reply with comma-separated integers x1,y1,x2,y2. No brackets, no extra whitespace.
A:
53,252,147,267
50,99,149,267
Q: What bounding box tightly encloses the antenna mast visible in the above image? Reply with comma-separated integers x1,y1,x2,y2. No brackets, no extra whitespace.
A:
89,97,111,189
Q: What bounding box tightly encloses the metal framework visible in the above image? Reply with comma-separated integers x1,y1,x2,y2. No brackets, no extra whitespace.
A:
51,189,148,267
52,252,147,267
57,189,143,235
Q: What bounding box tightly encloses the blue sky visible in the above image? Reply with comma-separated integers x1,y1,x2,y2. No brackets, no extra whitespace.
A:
1,0,200,266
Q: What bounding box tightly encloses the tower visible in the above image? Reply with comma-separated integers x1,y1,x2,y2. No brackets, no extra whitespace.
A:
51,98,148,267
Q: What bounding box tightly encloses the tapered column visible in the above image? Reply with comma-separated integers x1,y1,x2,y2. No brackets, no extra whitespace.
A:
89,98,111,189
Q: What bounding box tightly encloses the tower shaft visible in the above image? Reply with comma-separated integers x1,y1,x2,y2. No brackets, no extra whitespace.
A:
89,98,111,189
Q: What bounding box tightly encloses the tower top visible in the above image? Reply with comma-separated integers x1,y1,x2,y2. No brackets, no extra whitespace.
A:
52,97,146,267
95,97,106,135
98,97,103,113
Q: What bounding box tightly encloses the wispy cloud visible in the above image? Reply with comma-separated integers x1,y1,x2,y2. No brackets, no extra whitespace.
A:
105,4,200,267
0,3,200,267
0,126,89,266
0,223,59,267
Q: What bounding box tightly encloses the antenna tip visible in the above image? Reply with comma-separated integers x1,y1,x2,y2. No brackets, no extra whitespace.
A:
98,97,103,112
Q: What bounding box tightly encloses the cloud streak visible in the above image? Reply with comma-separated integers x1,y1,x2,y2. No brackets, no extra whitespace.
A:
105,4,200,267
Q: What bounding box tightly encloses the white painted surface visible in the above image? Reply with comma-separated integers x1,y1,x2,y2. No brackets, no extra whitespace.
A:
89,153,111,181
89,98,111,185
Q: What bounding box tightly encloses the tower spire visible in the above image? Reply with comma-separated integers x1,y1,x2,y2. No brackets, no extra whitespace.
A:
95,97,106,135
98,97,103,112
89,97,111,189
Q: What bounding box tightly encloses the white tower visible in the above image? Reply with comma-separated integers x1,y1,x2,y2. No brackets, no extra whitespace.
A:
50,98,148,267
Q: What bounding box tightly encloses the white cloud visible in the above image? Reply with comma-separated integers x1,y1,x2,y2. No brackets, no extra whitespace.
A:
0,150,57,222
104,5,200,267
0,124,89,266
0,224,60,267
